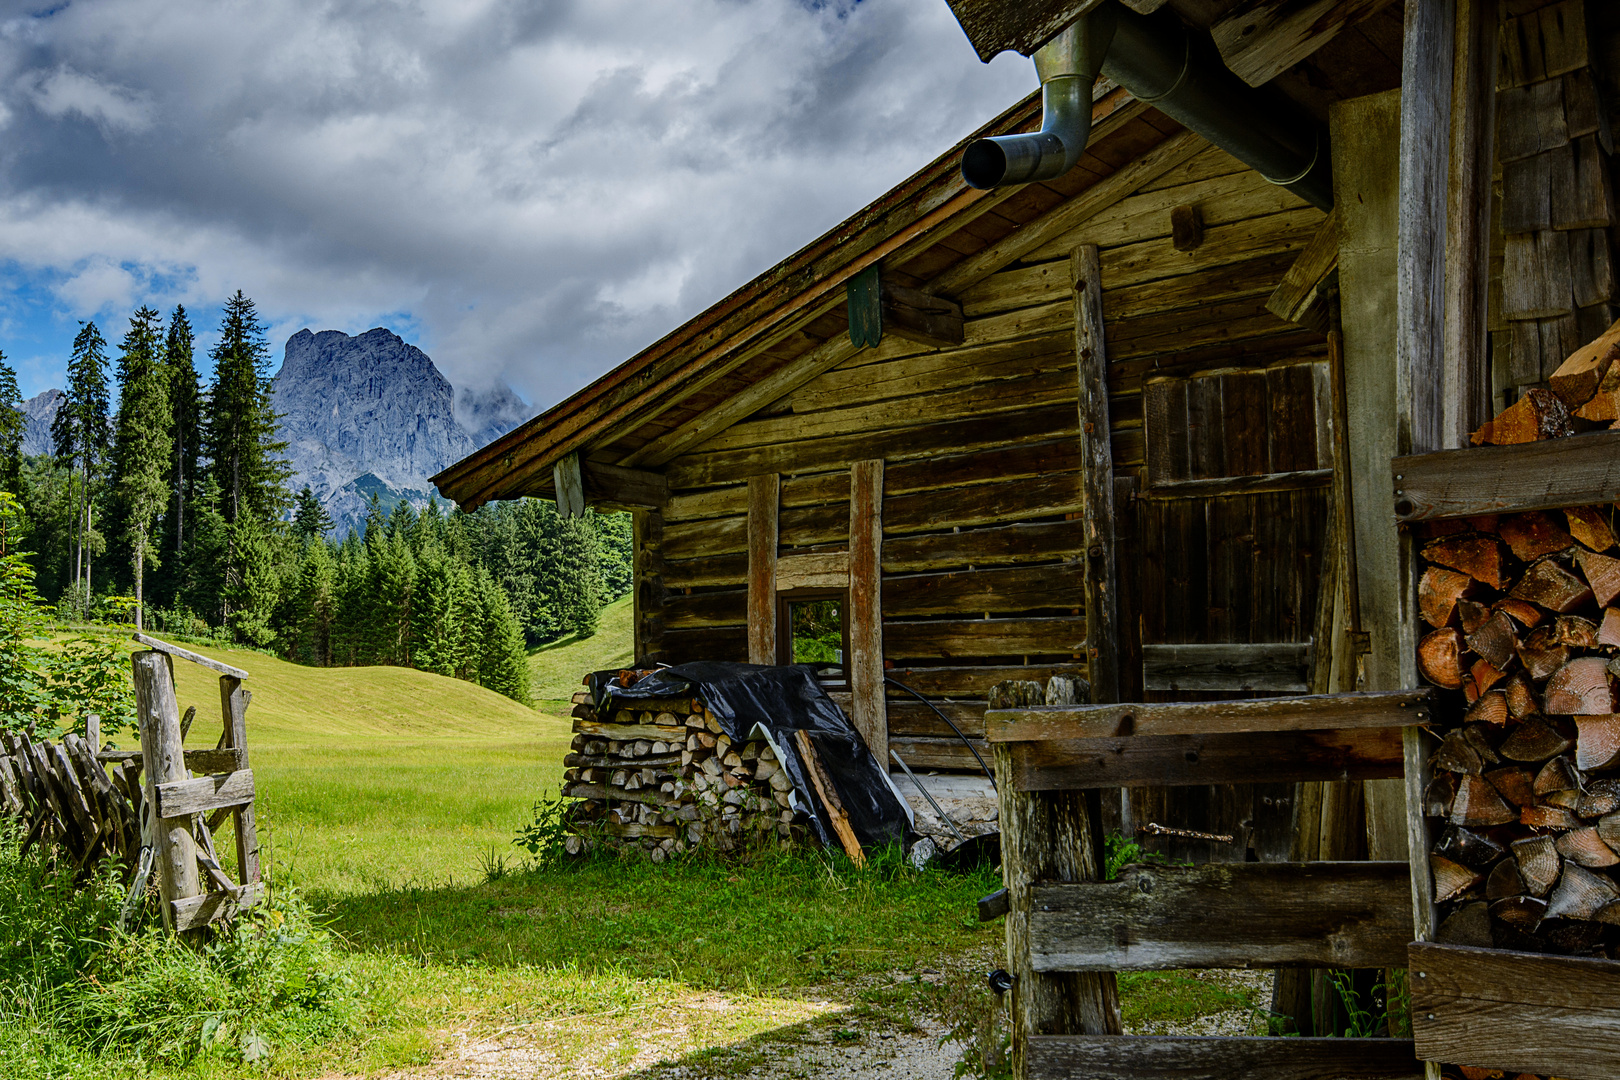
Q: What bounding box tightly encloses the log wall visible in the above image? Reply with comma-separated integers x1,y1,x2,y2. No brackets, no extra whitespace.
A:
648,139,1329,777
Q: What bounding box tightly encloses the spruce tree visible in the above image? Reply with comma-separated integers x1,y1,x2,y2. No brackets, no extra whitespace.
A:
223,515,281,648
108,306,172,629
284,539,335,666
292,485,333,540
411,541,473,679
331,537,372,666
473,566,531,704
162,306,202,603
0,354,23,494
368,531,417,665
51,322,111,611
204,292,289,526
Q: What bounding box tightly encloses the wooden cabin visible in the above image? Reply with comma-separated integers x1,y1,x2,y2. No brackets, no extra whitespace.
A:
438,1,1620,1074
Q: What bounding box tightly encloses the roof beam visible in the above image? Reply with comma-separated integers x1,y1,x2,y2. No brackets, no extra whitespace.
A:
943,0,1110,62
1211,0,1400,88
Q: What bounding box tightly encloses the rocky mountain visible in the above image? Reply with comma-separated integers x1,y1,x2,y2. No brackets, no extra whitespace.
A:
22,388,62,457
271,328,531,536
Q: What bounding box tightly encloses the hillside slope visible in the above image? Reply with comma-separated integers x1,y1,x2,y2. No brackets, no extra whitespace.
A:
528,594,635,708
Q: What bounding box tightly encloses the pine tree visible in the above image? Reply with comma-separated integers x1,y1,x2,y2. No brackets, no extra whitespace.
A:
51,322,111,612
292,485,333,540
556,511,602,638
472,566,531,704
331,538,372,666
162,306,202,605
0,353,24,494
108,306,172,630
411,541,474,679
204,292,289,526
283,539,335,666
223,515,281,648
368,531,417,665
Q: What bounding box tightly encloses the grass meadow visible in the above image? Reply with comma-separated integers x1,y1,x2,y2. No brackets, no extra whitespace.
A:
2,609,1267,1079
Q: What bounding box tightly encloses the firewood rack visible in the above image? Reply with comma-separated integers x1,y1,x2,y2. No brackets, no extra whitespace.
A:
1392,431,1620,1079
984,689,1431,1080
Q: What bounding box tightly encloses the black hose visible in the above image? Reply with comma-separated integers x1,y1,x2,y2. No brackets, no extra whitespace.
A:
884,675,996,791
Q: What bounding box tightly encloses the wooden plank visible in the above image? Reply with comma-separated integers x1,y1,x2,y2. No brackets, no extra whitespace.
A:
1005,726,1405,791
1392,433,1620,520
985,689,1432,742
883,521,1084,573
153,769,254,818
634,509,666,663
884,563,1085,618
131,633,249,680
219,675,259,885
1266,209,1340,326
849,460,886,764
1025,1035,1421,1080
883,616,1087,660
133,650,199,931
930,130,1206,297
553,451,586,519
1031,861,1413,971
1074,244,1117,705
1141,642,1312,692
886,472,1083,535
1441,0,1498,449
890,735,994,772
775,550,848,591
1409,942,1620,1080
746,474,779,665
170,882,266,933
881,699,988,739
941,0,1108,62
881,281,963,347
1212,0,1400,88
1145,469,1332,500
582,460,669,509
97,747,247,773
885,665,1088,699
571,719,689,740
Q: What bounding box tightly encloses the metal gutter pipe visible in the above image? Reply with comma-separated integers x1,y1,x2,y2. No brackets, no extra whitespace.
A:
962,2,1334,211
962,18,1108,190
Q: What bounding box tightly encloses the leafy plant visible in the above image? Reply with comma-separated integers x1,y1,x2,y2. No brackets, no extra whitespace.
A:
42,632,138,740
931,968,1012,1079
513,793,583,866
0,492,49,732
1104,832,1172,881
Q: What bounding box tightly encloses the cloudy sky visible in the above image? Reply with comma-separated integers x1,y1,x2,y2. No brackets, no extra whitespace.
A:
0,0,1031,410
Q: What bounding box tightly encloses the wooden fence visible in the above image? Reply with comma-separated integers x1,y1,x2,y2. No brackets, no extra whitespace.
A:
0,633,263,935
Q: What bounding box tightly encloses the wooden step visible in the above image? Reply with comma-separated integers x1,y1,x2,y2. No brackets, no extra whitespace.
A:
1032,861,1412,972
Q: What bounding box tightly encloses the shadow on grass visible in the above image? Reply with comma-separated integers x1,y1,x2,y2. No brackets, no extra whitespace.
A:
314,848,1002,990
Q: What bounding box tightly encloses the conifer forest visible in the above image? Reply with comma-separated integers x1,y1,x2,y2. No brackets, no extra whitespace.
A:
0,293,631,707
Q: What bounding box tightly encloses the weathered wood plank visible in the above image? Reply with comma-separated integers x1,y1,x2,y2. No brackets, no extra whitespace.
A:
1025,1035,1421,1080
1266,209,1340,326
885,664,1088,699
1031,861,1413,971
171,882,266,933
849,460,886,763
746,474,779,664
880,699,988,739
571,719,689,740
133,651,199,931
883,521,1084,573
1392,432,1620,521
985,689,1432,743
1145,469,1332,500
1212,0,1400,88
131,633,249,680
883,616,1087,660
634,509,666,664
1075,244,1117,706
153,769,254,819
775,550,848,591
1409,942,1620,1080
941,0,1107,62
894,735,994,772
1006,726,1405,790
582,460,669,509
1141,642,1312,692
553,451,586,519
98,747,247,773
884,563,1085,618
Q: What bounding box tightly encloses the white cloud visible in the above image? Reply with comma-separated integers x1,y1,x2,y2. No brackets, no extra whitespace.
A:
0,0,1034,407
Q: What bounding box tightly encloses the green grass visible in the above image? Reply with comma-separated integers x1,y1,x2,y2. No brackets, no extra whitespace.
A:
527,593,635,710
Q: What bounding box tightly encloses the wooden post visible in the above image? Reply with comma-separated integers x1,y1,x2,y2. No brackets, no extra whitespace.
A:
747,474,780,665
1442,0,1499,449
1396,0,1454,967
1073,244,1118,705
553,451,586,519
849,459,887,765
633,509,666,665
993,681,1122,1080
220,676,260,885
133,650,199,931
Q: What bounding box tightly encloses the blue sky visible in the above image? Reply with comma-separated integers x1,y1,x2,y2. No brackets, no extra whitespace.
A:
0,0,1030,405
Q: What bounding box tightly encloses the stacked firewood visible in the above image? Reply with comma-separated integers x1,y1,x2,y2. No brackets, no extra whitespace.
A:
1418,501,1620,954
560,677,807,860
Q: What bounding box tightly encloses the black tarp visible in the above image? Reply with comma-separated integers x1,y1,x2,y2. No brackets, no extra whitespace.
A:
587,663,912,851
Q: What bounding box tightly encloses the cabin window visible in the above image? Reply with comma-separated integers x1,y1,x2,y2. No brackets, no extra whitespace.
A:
1143,361,1332,489
778,592,848,681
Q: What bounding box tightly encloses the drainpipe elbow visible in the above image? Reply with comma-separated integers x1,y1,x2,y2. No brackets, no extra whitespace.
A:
962,16,1111,190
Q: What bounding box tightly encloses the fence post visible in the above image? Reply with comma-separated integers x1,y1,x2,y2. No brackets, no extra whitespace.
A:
133,649,200,931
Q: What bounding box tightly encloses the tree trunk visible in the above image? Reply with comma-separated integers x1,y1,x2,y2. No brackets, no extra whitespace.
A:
134,539,144,632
